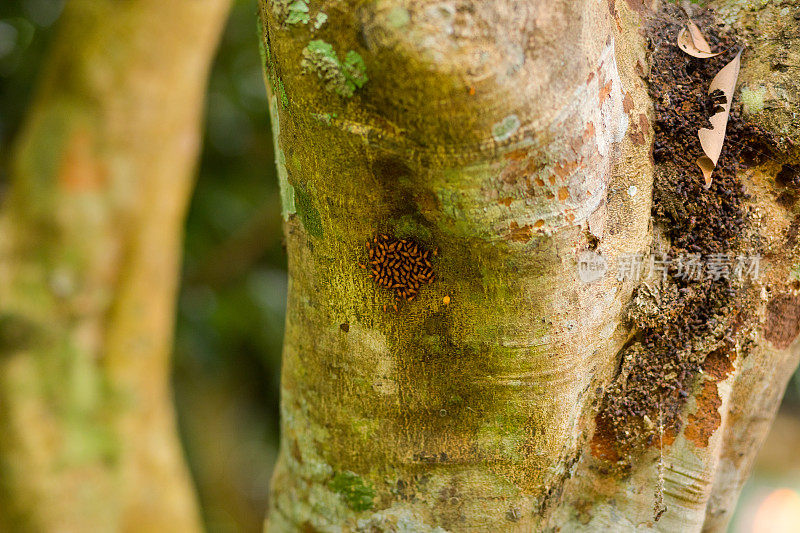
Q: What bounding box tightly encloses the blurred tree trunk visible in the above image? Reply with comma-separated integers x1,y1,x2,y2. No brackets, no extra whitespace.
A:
260,0,800,531
0,0,231,531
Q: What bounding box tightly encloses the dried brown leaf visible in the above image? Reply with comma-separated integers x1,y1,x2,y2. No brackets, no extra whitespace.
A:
677,21,721,58
697,49,743,188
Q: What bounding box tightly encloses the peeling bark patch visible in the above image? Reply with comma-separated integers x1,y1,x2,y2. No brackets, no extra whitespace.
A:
626,113,650,147
622,93,634,114
628,125,645,147
684,381,722,448
638,113,649,134
684,349,734,447
504,148,528,161
764,293,800,350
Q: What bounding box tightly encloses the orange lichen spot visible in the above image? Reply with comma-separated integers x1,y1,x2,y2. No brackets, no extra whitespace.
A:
554,160,581,180
468,86,476,96
566,213,575,222
442,295,450,305
535,178,545,187
558,187,570,201
508,221,533,242
533,219,545,228
583,122,596,143
548,176,557,186
598,79,613,105
498,197,514,206
504,148,528,161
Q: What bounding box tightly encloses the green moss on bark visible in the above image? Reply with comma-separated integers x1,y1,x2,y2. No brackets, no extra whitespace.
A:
329,471,376,511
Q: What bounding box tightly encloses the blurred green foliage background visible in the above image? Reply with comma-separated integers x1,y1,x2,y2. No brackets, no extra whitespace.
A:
3,1,800,532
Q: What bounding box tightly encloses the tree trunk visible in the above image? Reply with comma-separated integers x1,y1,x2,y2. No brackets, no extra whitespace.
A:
0,0,231,531
261,0,800,531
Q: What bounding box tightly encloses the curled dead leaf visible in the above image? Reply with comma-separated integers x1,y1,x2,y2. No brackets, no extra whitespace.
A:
698,156,715,188
697,49,743,188
677,21,721,58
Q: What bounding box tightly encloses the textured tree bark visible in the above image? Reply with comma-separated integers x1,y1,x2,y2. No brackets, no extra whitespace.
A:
0,0,231,531
260,0,800,531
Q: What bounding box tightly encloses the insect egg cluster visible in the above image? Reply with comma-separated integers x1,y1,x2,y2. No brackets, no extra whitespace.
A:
362,235,435,305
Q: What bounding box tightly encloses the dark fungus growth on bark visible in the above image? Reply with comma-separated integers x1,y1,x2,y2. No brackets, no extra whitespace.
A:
362,234,436,309
592,5,772,470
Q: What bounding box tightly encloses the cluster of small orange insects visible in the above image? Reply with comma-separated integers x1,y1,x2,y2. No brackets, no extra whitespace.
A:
360,234,436,311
